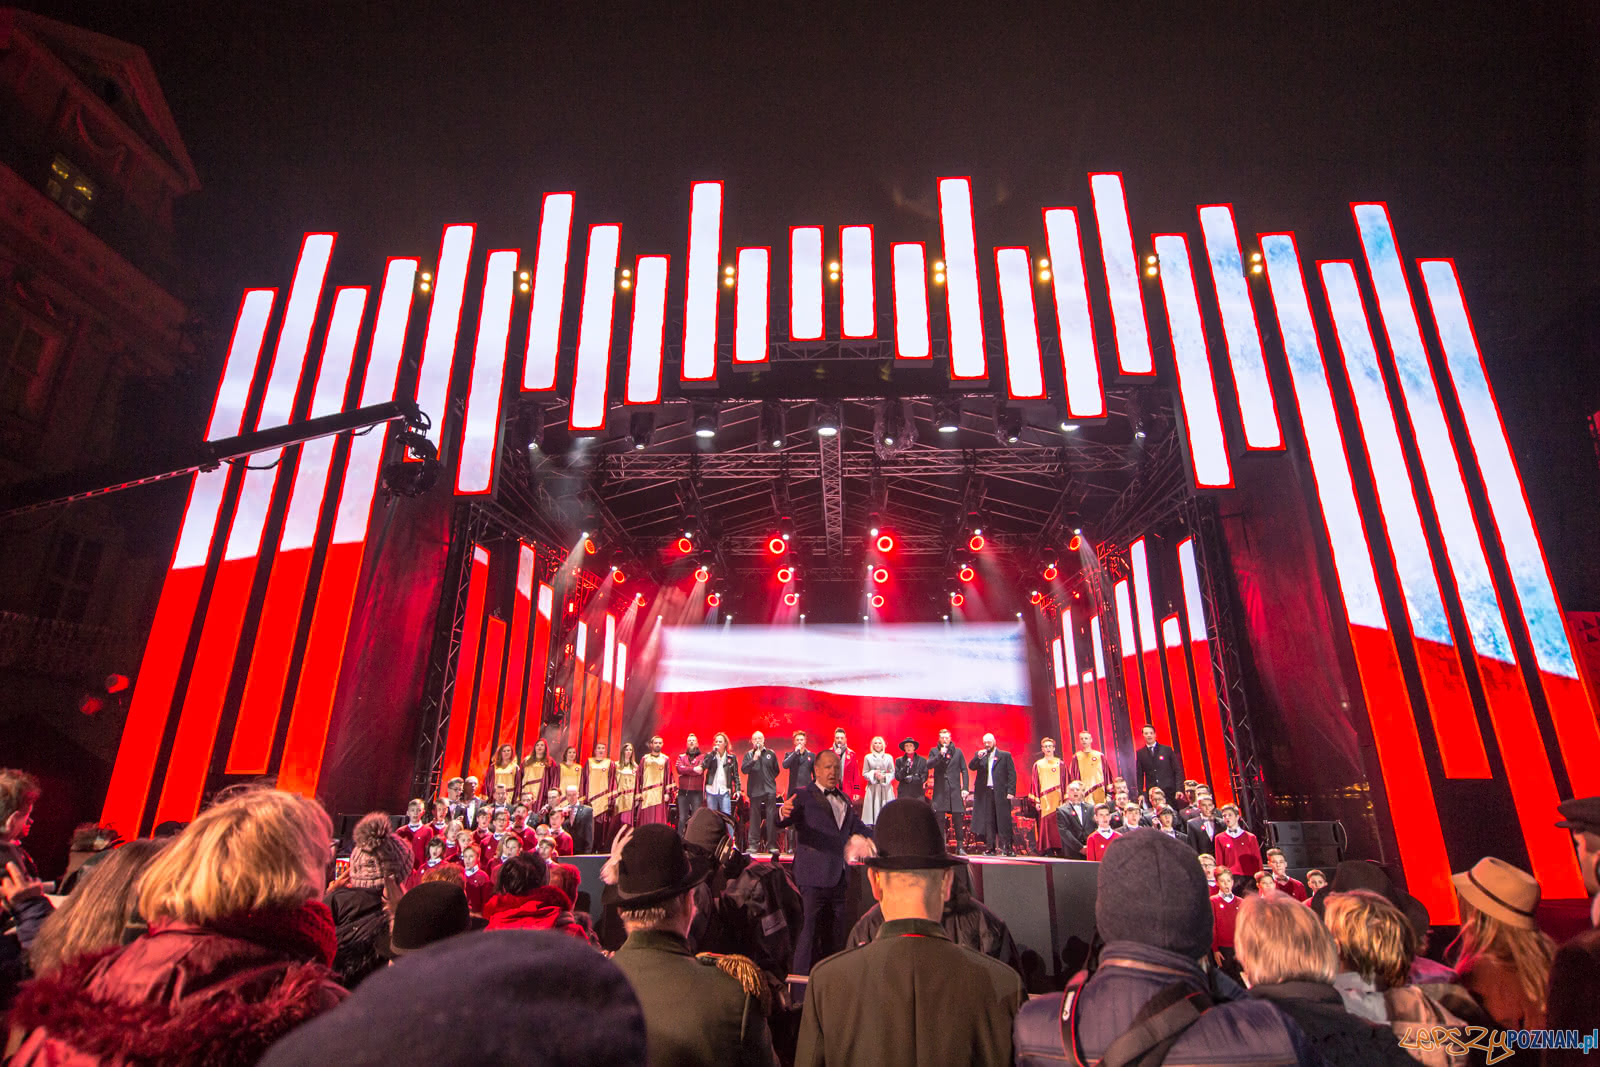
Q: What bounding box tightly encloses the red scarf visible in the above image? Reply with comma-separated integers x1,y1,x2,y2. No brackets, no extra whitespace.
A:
192,899,337,967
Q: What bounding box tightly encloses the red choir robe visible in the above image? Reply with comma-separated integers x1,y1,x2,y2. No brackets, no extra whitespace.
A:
461,866,493,913
614,763,640,825
584,758,618,844
1030,757,1065,852
404,857,449,889
395,822,433,867
1214,828,1263,877
1211,892,1241,950
1084,827,1118,862
1273,874,1309,901
637,753,671,824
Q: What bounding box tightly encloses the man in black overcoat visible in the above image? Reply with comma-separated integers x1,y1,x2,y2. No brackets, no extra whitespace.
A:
968,733,1017,856
892,738,929,800
926,728,968,854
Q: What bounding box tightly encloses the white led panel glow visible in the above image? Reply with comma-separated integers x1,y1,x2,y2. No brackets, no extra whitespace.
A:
1052,637,1067,687
1198,205,1281,448
1420,259,1579,678
1354,204,1511,662
1130,538,1158,650
789,226,824,341
602,613,616,685
570,225,621,430
891,242,930,359
1320,261,1452,646
681,181,722,381
1155,234,1232,488
1178,538,1206,637
1042,207,1104,418
994,247,1045,399
1162,615,1183,650
415,224,474,451
280,286,366,549
1115,580,1138,654
1089,173,1152,375
734,247,769,363
938,178,987,379
457,250,518,493
1091,615,1108,678
1063,613,1081,680
840,225,875,338
625,255,669,403
524,193,574,390
1259,233,1385,629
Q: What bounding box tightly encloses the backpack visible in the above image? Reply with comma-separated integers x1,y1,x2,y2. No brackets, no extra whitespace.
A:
1056,966,1218,1067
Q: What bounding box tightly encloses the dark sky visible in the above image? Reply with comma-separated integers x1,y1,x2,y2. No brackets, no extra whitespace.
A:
25,1,1600,601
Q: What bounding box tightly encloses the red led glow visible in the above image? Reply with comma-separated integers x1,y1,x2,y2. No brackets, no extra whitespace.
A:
1030,591,1043,605
783,592,800,607
707,592,722,607
1043,563,1058,581
634,592,646,607
870,594,885,609
676,537,694,554
768,536,788,556
871,567,889,584
611,569,626,584
968,534,986,552
776,566,795,584
1068,534,1083,552
694,565,710,583
875,533,895,553
441,546,492,778
583,537,597,555
497,545,536,754
958,565,975,583
950,592,965,607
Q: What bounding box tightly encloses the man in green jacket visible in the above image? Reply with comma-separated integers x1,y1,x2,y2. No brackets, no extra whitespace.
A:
610,823,778,1066
797,799,1025,1066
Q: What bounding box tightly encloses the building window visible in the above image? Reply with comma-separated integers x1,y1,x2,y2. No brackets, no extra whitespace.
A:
40,531,103,623
0,306,63,423
46,154,96,223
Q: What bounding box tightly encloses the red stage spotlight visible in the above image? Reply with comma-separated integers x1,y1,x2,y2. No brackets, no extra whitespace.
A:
1043,563,1058,581
106,673,131,694
871,566,889,584
610,566,626,583
958,564,976,583
694,565,710,583
675,537,694,554
776,566,795,584
876,533,895,553
870,593,885,609
633,592,646,607
1068,533,1083,552
950,592,965,607
783,592,800,607
1030,590,1043,604
707,592,721,607
583,536,597,555
767,536,787,556
968,533,986,552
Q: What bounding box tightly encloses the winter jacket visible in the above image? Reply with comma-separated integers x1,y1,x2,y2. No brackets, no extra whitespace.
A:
0,892,53,1009
848,876,1022,974
1250,979,1414,1065
324,885,389,988
9,904,345,1067
480,886,589,941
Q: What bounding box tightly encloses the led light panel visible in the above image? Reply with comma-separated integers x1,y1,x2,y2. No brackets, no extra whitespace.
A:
734,247,770,363
1130,538,1171,743
524,192,574,390
1155,234,1233,488
570,225,621,430
523,583,555,750
790,226,824,341
1115,578,1148,741
415,224,474,450
440,546,491,778
938,177,987,379
891,242,930,359
1042,207,1104,418
1162,614,1205,774
1198,205,1282,448
1177,538,1234,806
498,543,537,752
1089,173,1152,375
681,181,722,381
458,249,518,492
469,616,507,782
625,255,669,404
840,225,875,338
994,247,1045,399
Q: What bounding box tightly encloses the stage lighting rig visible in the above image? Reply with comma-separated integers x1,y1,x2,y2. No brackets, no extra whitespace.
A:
933,398,961,435
1042,558,1059,582
871,565,889,584
994,406,1024,446
628,411,655,451
813,402,841,439
783,592,801,607
957,561,976,583
1068,532,1084,552
767,533,788,556
760,401,786,451
873,400,914,458
692,403,720,440
380,412,441,498
776,564,796,584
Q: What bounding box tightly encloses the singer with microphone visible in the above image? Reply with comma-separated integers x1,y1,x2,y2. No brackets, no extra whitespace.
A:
779,748,876,973
968,733,1017,856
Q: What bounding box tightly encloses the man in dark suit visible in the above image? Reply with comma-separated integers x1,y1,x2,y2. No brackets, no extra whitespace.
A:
967,733,1017,855
1134,724,1182,800
741,730,781,853
778,748,875,973
926,729,968,853
782,731,815,796
1055,779,1095,859
893,738,929,799
1185,791,1221,856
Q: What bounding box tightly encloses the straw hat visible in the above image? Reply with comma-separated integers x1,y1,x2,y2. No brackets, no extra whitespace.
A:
1451,857,1539,930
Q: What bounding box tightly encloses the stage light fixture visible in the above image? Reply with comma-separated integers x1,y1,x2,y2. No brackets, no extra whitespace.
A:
777,565,796,584
876,533,896,553
761,400,785,450
968,533,986,552
784,592,800,607
1043,561,1058,581
693,403,719,439
675,536,694,554
707,592,722,606
814,402,841,438
516,403,545,454
1031,590,1042,604
958,563,976,583
1068,533,1083,551
996,407,1024,445
694,564,710,583
872,566,889,584
933,399,961,434
610,564,626,583
628,410,655,451
950,591,964,607
634,592,646,607
583,536,598,555
870,594,885,609
767,535,788,556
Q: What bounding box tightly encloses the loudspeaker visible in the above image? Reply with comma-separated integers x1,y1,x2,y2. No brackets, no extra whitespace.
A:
1266,820,1346,870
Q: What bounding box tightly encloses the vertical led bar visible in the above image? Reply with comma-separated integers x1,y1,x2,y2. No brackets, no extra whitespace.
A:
497,543,536,753
413,224,474,451
734,247,770,364
1162,614,1206,778
1089,173,1153,375
1198,205,1282,449
572,620,589,757
277,257,417,797
681,181,722,381
1062,613,1083,741
1042,207,1105,418
228,284,367,774
520,583,555,754
1155,235,1233,489
612,641,628,757
570,225,621,430
101,288,275,835
789,226,824,341
1321,261,1487,777
1079,670,1097,751
994,247,1045,399
523,192,574,390
1130,538,1171,744
937,177,986,379
468,616,507,783
457,249,518,493
625,255,669,404
1091,615,1113,763
1114,579,1148,743
155,233,334,824
1260,232,1456,918
1354,208,1585,893
1052,637,1072,742
1420,258,1600,797
839,225,875,338
891,242,930,359
598,613,617,758
440,546,491,779
1178,538,1235,806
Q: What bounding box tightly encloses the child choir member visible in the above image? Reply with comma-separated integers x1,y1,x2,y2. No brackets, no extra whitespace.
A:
1084,803,1118,861
396,799,432,866
1210,868,1242,980
1213,803,1263,877
1264,847,1309,900
459,844,492,913
406,836,451,888
1030,737,1065,855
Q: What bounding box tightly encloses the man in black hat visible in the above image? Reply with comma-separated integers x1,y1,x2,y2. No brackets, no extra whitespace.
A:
376,881,478,960
1556,795,1600,927
797,799,1024,1067
609,823,777,1065
779,748,876,974
892,738,928,799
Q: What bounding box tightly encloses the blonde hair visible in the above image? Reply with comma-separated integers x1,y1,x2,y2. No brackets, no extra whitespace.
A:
1453,898,1556,1013
1236,893,1337,985
138,790,331,924
870,735,886,753
31,840,167,975
1324,889,1415,990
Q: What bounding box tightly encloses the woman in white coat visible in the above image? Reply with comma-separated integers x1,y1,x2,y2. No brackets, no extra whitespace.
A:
860,735,896,825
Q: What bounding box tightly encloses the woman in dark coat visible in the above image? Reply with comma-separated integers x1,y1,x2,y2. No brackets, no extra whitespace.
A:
9,789,346,1066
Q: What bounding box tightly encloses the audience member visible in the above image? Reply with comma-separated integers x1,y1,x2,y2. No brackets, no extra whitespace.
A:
1238,892,1413,1065
800,800,1023,1067
1014,829,1311,1065
0,769,41,879
260,930,646,1066
683,807,803,1002
847,858,1022,974
327,811,411,988
375,880,474,959
10,790,345,1065
0,856,50,1011
1543,927,1600,1067
481,853,587,940
1310,860,1452,984
1553,795,1600,926
56,823,123,895
1448,857,1554,1029
609,823,778,1065
27,839,166,978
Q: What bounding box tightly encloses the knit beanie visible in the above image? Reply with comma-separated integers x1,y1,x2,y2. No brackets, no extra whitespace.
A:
348,812,413,889
1094,827,1212,959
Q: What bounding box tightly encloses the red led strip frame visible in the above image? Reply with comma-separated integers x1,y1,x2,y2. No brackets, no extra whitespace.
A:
1177,538,1235,807
521,583,555,755
440,546,492,779
498,543,537,754
468,616,508,784
1161,614,1206,782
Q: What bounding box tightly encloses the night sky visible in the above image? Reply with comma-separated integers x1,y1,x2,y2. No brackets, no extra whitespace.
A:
23,2,1600,601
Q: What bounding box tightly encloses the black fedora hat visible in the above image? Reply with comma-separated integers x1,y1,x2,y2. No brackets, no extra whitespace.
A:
899,737,919,751
865,798,967,870
375,881,479,959
615,823,712,908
